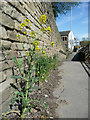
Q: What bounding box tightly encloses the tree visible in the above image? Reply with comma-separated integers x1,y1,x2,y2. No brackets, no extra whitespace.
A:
52,2,80,18
80,40,90,47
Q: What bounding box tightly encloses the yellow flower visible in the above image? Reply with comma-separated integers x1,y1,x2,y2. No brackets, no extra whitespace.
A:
39,15,47,24
20,23,26,30
24,19,31,27
35,46,41,52
44,55,47,58
17,34,20,37
35,43,38,46
30,31,35,36
41,115,45,119
35,46,39,51
24,19,30,23
38,48,41,51
23,32,26,34
42,51,45,54
25,52,30,56
42,76,44,79
52,41,55,45
50,41,55,46
40,27,46,33
38,71,40,74
33,41,39,46
35,46,38,48
46,27,51,33
17,34,21,41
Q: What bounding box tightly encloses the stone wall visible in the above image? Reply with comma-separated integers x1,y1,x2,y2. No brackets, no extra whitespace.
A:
0,1,65,116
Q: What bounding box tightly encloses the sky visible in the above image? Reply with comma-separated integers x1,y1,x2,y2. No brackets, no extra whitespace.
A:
55,2,88,41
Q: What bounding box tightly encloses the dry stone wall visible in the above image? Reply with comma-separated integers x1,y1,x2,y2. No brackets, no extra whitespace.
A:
0,1,66,115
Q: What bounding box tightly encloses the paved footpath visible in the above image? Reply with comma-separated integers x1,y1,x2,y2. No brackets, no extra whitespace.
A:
53,53,88,118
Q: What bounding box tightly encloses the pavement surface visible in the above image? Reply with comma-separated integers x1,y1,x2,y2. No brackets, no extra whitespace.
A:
53,52,88,118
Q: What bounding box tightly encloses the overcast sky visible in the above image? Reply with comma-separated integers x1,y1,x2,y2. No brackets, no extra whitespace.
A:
55,2,88,41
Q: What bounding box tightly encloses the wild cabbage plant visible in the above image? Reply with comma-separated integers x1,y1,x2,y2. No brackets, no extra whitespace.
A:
2,15,56,119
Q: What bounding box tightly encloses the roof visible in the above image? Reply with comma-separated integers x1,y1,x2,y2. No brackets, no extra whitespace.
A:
59,30,71,36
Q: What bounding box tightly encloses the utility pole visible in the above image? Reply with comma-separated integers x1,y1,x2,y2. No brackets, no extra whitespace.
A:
71,6,72,31
71,6,72,51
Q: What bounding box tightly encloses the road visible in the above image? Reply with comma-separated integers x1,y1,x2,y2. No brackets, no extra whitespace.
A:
53,52,88,118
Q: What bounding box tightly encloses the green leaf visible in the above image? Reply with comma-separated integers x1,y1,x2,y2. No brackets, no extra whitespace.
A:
13,57,17,64
11,75,27,81
34,77,38,82
11,75,22,79
22,99,27,107
43,103,47,109
32,85,39,90
18,58,23,69
14,91,19,95
25,107,30,113
22,43,25,50
30,108,33,113
19,91,24,97
33,99,40,103
11,96,17,105
31,77,38,85
11,99,15,105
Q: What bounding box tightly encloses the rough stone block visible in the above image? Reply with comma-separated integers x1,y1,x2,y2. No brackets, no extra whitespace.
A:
20,35,27,43
0,13,15,29
28,3,36,15
16,43,23,50
9,2,26,16
23,43,29,50
11,42,17,50
20,51,25,57
0,60,15,71
14,20,20,30
0,25,8,39
4,50,19,60
0,71,7,83
0,50,5,61
0,96,11,115
7,30,17,41
0,40,11,50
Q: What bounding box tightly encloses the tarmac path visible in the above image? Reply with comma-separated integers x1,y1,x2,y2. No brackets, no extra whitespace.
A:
54,52,88,118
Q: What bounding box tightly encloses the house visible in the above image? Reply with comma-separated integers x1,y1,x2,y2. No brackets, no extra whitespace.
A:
60,30,75,51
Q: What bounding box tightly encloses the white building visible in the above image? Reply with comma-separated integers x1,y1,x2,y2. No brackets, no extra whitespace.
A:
60,30,75,52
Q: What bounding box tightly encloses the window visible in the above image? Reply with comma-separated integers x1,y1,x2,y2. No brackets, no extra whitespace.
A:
65,37,67,41
63,37,64,41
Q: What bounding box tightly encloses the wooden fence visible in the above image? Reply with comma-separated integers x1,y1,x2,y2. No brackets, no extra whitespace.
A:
78,44,90,77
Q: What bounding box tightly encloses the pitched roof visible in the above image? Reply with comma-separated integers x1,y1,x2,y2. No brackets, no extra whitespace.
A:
59,30,71,36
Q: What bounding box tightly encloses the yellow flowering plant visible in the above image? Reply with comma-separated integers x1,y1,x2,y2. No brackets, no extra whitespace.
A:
2,15,58,119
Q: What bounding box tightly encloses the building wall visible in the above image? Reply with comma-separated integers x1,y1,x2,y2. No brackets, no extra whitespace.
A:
0,1,65,116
